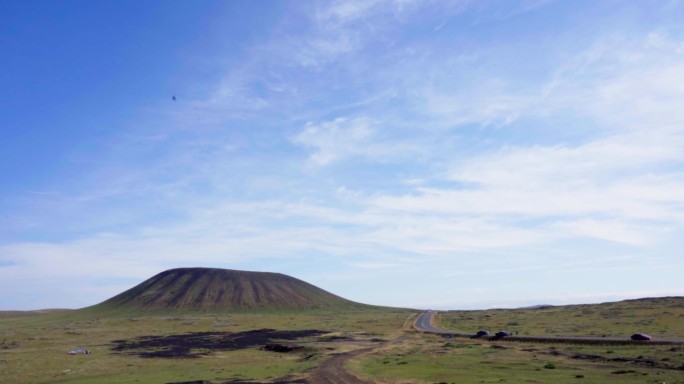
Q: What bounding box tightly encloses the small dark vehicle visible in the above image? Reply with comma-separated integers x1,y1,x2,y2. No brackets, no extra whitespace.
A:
630,333,652,341
471,330,489,338
494,331,510,338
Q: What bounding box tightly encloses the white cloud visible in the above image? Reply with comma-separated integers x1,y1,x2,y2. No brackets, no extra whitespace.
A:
314,0,422,27
367,32,684,247
420,80,532,128
5,2,684,310
293,117,374,166
547,34,684,130
551,219,655,245
292,116,421,166
315,0,382,26
346,261,402,269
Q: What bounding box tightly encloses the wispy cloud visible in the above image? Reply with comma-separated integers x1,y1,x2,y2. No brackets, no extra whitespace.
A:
3,1,684,309
293,117,375,166
367,32,684,249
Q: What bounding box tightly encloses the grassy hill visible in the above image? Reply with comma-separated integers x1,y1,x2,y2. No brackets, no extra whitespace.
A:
438,296,684,339
86,267,362,312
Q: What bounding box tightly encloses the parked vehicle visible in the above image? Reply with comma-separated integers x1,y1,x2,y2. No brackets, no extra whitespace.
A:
630,333,652,341
494,331,510,338
475,330,489,337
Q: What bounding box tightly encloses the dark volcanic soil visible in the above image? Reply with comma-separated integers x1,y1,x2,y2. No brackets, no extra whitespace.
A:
95,267,357,311
112,328,326,358
168,381,305,384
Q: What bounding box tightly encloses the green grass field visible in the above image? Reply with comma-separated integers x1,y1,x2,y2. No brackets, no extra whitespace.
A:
350,297,684,383
437,297,684,339
2,298,683,383
0,307,409,384
354,333,684,383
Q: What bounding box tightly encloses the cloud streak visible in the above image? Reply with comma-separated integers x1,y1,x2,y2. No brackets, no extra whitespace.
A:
3,1,684,309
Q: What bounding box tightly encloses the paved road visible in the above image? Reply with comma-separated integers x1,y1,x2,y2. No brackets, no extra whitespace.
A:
414,311,459,334
414,311,684,345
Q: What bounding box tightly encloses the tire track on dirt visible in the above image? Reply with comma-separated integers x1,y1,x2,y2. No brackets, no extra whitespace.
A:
308,347,375,384
308,331,414,384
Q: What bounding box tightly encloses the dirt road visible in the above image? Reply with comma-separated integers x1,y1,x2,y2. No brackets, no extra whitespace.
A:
308,347,375,384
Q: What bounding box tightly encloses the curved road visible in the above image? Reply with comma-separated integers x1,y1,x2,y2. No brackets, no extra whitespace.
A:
414,310,457,334
414,311,684,345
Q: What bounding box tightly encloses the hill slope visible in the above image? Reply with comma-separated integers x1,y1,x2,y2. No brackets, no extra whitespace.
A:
92,267,360,311
439,296,684,339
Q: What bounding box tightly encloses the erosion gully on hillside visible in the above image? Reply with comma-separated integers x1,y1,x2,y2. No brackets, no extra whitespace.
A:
97,268,355,311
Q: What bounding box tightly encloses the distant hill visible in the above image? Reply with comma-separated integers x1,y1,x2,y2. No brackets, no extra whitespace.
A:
440,296,684,339
89,267,362,312
0,309,72,319
516,304,554,310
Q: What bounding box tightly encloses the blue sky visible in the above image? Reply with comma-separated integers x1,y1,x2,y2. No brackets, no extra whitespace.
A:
2,0,684,310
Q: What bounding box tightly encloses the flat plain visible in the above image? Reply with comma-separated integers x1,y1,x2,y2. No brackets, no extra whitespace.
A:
1,298,683,383
0,307,408,383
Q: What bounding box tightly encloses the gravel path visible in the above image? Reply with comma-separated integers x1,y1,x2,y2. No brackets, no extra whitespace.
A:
308,347,376,384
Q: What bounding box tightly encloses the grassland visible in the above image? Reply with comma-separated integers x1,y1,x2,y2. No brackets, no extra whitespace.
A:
353,333,684,383
0,307,409,384
2,297,683,383
349,297,684,383
437,297,684,339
